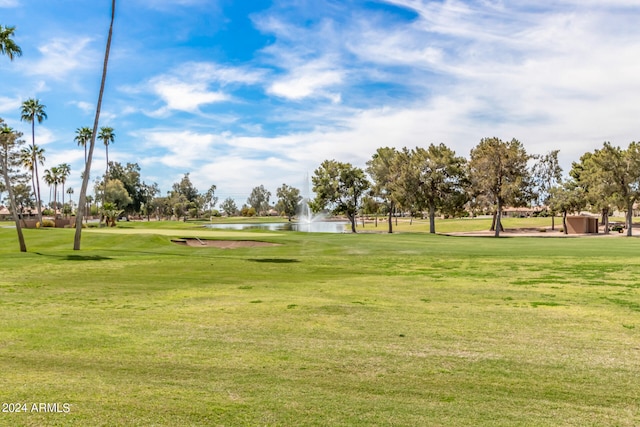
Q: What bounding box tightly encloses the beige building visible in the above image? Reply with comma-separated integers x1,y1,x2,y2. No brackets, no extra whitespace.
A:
565,216,599,234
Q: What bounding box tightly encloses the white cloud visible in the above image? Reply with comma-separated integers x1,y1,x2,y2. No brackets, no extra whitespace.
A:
150,78,229,115
0,0,18,7
21,37,97,79
143,62,265,116
181,62,265,86
43,149,85,171
0,96,22,114
132,0,640,198
71,101,95,114
137,129,218,169
15,125,56,147
267,59,344,100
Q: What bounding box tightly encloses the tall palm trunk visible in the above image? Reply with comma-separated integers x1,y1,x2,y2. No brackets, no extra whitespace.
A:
75,0,116,250
31,168,37,211
103,144,109,206
53,183,58,217
31,121,43,224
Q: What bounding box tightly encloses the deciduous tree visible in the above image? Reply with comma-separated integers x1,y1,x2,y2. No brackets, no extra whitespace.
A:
415,144,467,233
275,183,301,221
579,142,640,236
366,147,399,233
468,137,533,237
532,150,562,229
0,123,27,251
548,182,586,235
204,185,218,214
220,197,237,217
311,159,370,233
247,185,271,216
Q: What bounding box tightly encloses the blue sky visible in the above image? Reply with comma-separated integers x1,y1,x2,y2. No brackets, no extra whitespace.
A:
1,0,640,207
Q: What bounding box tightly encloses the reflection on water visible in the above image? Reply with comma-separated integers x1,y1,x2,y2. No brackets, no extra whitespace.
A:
204,221,347,233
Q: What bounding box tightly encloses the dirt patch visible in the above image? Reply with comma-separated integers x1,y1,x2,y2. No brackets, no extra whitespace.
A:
172,238,281,248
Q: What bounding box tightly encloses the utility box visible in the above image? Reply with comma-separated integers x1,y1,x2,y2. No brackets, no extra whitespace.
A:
566,216,599,234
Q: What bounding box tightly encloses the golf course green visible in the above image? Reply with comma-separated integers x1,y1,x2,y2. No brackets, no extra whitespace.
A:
0,221,638,426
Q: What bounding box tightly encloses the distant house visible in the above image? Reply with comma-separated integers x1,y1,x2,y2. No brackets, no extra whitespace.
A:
501,206,545,218
0,205,11,220
612,203,640,218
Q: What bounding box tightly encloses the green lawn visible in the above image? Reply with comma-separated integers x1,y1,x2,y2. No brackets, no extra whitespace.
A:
0,224,639,426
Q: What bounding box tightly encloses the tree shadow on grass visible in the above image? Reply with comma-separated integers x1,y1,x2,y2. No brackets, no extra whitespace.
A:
64,254,113,261
34,252,113,261
247,258,300,264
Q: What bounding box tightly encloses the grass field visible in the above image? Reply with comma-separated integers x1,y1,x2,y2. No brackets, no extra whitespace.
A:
0,221,639,426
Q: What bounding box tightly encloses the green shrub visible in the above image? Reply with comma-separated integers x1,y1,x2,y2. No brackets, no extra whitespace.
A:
37,219,55,228
241,207,256,217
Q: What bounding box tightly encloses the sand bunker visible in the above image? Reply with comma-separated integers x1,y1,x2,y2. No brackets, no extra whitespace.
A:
172,238,280,248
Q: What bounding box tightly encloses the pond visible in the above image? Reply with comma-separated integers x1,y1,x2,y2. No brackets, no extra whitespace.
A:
204,221,348,233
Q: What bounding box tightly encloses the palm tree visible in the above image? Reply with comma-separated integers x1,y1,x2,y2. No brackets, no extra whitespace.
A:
20,98,47,225
0,25,22,61
74,127,92,165
66,186,74,205
19,144,45,212
85,194,93,221
75,0,116,250
98,126,115,176
0,125,27,251
65,187,74,218
98,126,114,207
58,163,71,206
43,167,55,209
46,166,61,216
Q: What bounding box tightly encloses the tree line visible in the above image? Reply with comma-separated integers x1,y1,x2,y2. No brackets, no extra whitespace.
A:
311,137,640,238
4,16,640,252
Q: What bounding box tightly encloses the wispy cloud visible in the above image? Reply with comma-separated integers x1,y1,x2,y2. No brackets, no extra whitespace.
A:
149,78,229,117
0,0,19,7
0,96,22,114
142,62,266,116
136,129,219,169
21,37,97,80
267,58,343,101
